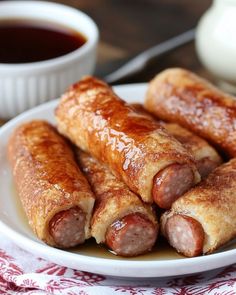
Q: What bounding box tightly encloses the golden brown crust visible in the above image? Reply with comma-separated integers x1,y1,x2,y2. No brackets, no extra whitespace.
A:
132,103,222,178
77,150,158,243
8,120,95,247
164,123,222,178
145,68,236,158
55,76,199,203
161,158,236,254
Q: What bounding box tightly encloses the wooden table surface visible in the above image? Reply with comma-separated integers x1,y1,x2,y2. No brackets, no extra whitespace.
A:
51,0,212,83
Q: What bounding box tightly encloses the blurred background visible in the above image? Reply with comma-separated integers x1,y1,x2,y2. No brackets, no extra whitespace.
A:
46,0,212,82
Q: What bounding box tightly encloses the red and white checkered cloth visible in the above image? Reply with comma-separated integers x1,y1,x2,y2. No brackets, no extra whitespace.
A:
0,233,235,295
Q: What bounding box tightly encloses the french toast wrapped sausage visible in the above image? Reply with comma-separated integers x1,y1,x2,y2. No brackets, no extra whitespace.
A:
77,151,158,257
161,158,236,257
145,68,236,158
8,120,95,248
55,76,200,209
164,123,222,178
132,103,222,179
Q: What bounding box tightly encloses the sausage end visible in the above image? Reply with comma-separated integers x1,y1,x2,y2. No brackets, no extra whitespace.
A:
152,164,194,209
164,214,204,257
105,213,158,257
49,206,86,248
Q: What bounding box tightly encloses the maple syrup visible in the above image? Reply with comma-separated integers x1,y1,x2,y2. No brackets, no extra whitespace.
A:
0,19,86,63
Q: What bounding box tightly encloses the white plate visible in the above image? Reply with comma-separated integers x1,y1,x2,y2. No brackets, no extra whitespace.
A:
0,83,236,278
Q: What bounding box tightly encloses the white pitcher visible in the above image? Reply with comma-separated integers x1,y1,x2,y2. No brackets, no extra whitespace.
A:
196,0,236,93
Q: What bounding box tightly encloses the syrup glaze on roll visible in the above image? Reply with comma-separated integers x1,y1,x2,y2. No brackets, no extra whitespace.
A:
55,76,200,208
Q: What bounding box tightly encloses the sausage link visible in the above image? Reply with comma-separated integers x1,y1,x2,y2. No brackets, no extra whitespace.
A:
152,164,194,209
49,206,86,248
105,213,158,257
164,214,204,257
196,157,219,179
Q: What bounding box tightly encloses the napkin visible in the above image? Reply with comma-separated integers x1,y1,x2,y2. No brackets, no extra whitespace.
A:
0,233,235,295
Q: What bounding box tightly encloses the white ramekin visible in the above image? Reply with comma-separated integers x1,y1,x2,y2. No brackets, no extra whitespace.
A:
0,1,99,119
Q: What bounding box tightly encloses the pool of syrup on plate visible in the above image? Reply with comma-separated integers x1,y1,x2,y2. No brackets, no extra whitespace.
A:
13,185,236,260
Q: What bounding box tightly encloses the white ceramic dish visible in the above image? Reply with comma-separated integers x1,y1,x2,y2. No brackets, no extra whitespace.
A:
0,1,98,119
0,83,236,278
